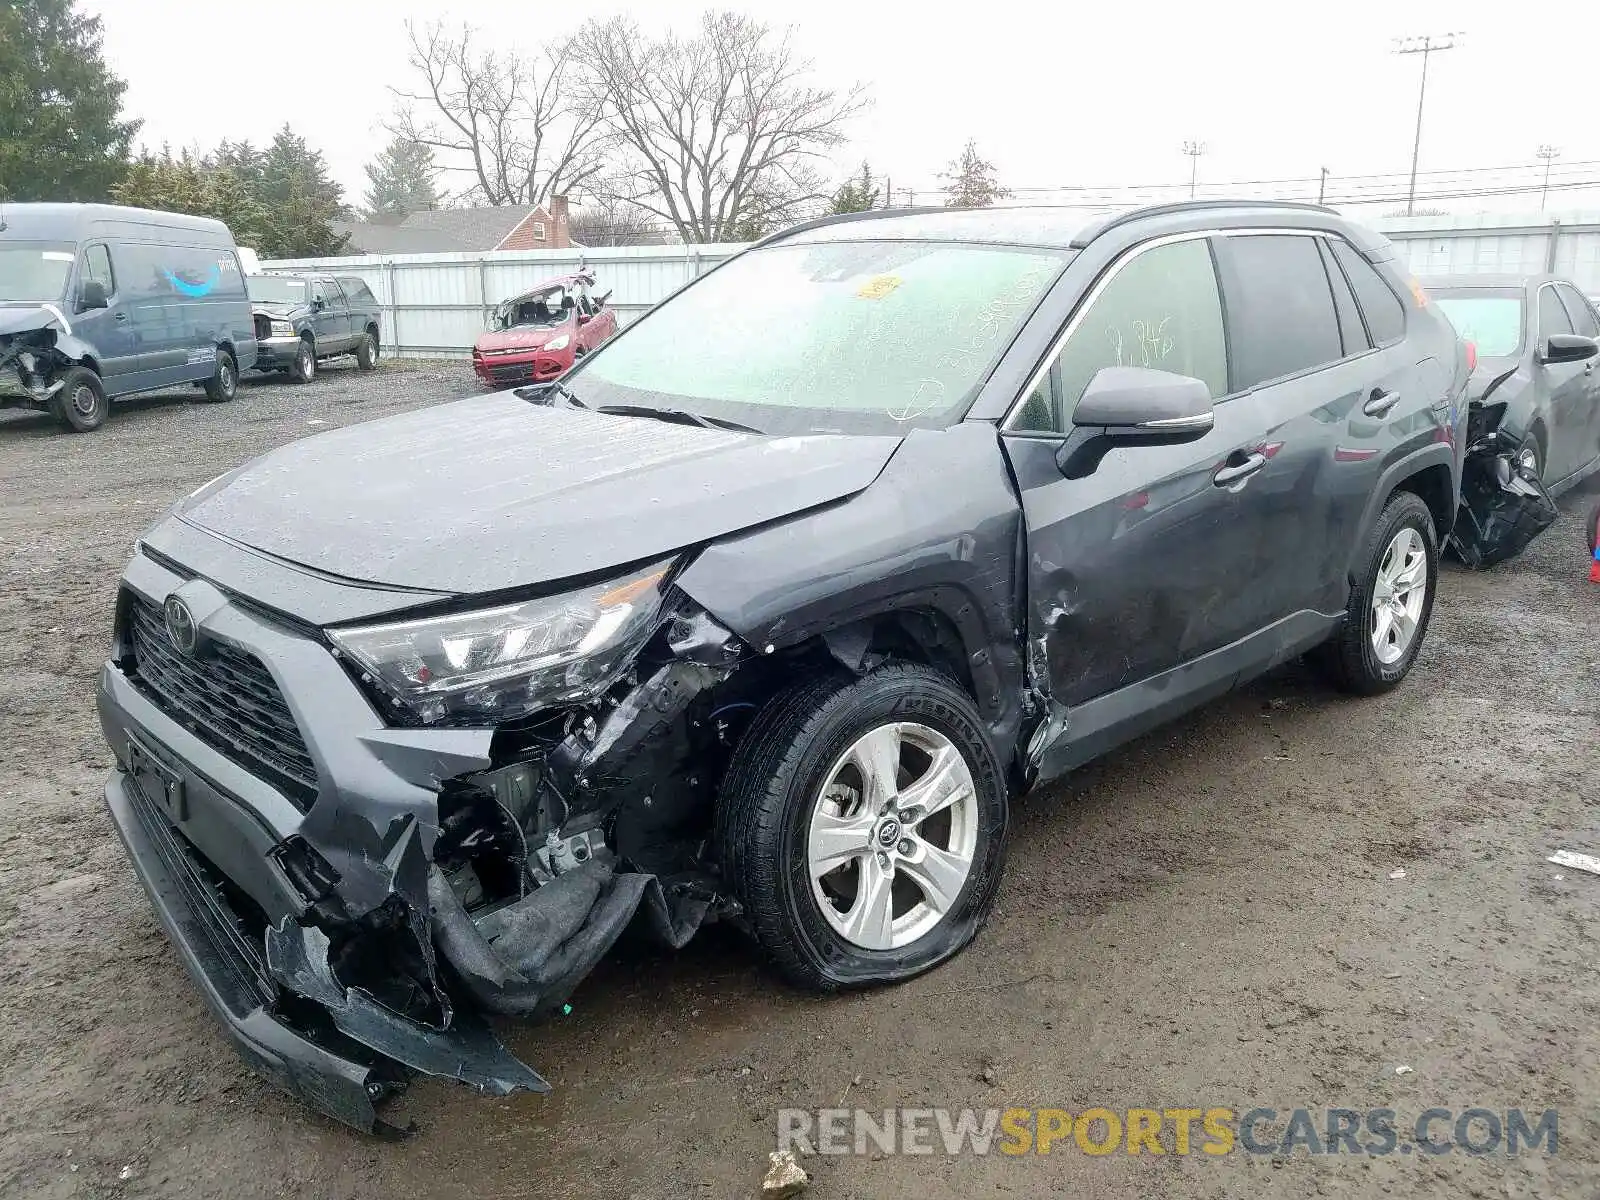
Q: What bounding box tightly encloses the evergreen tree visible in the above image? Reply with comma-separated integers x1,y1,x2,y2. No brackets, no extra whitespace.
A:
940,140,1010,209
362,136,441,218
830,163,881,214
0,0,140,202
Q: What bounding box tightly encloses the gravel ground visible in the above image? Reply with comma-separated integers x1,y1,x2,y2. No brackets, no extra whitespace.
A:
0,360,1596,1200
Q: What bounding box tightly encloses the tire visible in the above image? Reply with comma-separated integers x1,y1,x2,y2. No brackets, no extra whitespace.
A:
47,365,109,433
716,664,1008,992
202,348,237,402
290,338,316,384
1313,490,1438,695
354,328,378,370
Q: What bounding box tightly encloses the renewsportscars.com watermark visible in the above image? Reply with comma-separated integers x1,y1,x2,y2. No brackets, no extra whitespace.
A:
778,1106,1559,1158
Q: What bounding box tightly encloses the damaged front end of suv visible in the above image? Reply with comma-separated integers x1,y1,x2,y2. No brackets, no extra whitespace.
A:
99,538,781,1135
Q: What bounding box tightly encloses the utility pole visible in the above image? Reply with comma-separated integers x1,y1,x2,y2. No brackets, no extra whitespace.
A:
1318,167,1330,205
1536,145,1560,211
1395,33,1461,216
1182,141,1206,199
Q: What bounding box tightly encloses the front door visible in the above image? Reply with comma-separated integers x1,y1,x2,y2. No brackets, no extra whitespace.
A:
1554,282,1600,478
70,242,136,391
999,233,1270,771
312,279,350,353
1535,283,1589,481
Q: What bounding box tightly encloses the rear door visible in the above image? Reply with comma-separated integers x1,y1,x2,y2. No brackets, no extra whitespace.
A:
1000,233,1269,727
1554,282,1600,478
1536,283,1588,480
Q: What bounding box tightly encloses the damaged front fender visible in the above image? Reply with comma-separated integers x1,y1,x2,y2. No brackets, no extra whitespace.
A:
1447,401,1559,568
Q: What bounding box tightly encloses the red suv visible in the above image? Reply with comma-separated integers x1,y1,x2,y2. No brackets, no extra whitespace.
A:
472,270,618,387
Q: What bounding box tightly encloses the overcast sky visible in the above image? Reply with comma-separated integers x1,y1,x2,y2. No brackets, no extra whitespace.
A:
81,0,1600,215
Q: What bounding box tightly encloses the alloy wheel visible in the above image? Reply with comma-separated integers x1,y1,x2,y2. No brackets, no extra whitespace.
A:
1371,526,1428,665
807,721,978,951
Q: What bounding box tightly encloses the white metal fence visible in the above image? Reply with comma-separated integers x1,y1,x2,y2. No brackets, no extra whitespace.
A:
259,243,743,358
261,212,1600,358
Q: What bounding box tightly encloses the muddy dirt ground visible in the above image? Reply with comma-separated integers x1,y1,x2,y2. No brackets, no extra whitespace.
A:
0,360,1596,1199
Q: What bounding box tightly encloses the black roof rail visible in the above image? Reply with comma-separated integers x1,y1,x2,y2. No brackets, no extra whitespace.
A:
1068,198,1339,248
751,204,955,250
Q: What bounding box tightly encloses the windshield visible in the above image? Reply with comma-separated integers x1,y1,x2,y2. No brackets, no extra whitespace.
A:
1432,291,1524,358
0,242,76,303
248,275,311,306
497,286,572,330
567,240,1067,434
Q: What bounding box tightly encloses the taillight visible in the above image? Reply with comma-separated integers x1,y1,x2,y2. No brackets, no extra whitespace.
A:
1464,340,1478,371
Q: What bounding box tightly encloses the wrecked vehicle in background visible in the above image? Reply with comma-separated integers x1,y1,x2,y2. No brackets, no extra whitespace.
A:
1446,399,1560,568
99,200,1468,1134
471,270,617,388
0,203,256,431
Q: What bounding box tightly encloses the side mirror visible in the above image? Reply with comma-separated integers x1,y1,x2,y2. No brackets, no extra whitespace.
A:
311,297,325,311
1057,367,1215,479
78,279,108,311
1541,333,1598,364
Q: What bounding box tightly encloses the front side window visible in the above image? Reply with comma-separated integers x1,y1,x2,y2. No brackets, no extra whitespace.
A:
572,239,1067,435
81,244,114,293
0,242,77,303
1431,290,1523,358
1215,233,1343,390
1011,237,1227,432
1538,286,1573,338
1556,283,1599,338
1331,241,1406,344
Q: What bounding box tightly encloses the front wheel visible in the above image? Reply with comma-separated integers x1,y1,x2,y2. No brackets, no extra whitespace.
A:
202,348,237,402
290,338,316,384
717,664,1008,991
1312,491,1438,694
48,365,109,432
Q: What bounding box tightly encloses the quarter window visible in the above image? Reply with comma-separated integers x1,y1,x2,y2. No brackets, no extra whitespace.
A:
1318,239,1369,357
1538,286,1573,337
1215,234,1342,390
1012,237,1227,432
1330,240,1405,345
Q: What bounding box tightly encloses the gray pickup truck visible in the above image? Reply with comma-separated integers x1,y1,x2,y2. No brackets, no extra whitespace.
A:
247,272,382,383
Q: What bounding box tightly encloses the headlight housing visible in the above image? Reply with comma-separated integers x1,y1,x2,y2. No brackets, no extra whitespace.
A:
270,319,294,337
329,560,672,726
543,333,571,352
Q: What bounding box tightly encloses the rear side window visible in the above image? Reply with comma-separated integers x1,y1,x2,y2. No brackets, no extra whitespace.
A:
1330,241,1405,345
338,277,376,305
1013,237,1227,432
1215,234,1342,390
1556,283,1599,338
1538,286,1573,337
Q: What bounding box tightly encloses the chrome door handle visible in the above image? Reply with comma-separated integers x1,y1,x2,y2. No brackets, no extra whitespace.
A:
1363,389,1400,417
1214,452,1268,486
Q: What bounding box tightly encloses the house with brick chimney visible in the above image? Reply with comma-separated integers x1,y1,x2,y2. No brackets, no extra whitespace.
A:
335,196,575,255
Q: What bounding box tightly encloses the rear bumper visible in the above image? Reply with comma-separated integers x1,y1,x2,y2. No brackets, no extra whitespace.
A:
104,771,397,1132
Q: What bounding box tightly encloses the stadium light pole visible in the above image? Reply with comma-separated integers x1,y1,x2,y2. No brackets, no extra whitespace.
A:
1395,33,1461,216
1182,141,1206,199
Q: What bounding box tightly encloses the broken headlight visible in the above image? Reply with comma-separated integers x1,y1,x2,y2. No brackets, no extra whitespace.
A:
329,560,672,726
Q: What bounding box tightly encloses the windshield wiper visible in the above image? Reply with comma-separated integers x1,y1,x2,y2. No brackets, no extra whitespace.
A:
594,404,761,434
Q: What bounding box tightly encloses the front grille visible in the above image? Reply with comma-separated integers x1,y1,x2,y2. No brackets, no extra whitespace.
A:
126,593,319,810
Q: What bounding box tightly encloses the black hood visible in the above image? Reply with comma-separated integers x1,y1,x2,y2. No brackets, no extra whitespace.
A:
252,302,307,319
179,393,903,596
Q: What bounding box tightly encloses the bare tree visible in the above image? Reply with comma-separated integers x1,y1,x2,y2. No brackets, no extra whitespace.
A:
390,21,608,207
575,12,866,243
568,198,667,247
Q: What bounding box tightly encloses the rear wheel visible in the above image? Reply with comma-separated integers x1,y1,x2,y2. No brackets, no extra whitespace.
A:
1313,491,1437,694
48,366,108,432
202,348,237,402
717,664,1008,991
355,329,378,370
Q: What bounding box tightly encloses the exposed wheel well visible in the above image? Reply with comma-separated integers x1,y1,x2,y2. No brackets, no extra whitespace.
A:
1390,463,1454,539
217,339,236,364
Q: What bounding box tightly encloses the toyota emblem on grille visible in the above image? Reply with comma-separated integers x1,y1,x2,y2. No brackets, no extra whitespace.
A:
163,595,199,655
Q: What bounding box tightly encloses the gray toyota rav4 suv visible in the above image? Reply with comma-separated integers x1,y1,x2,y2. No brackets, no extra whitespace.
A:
98,200,1469,1132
